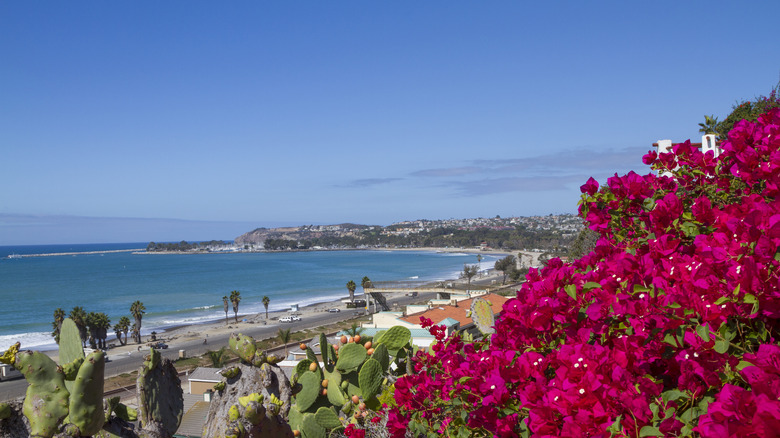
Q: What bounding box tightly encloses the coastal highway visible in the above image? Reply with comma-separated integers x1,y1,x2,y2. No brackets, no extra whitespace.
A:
0,293,436,402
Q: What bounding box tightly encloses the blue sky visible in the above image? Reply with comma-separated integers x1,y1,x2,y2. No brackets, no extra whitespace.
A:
2,2,779,245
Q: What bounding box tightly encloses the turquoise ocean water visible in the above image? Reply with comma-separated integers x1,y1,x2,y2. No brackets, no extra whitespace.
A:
0,243,499,351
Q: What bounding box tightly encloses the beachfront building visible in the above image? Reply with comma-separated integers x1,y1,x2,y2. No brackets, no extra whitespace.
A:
654,134,720,177
354,293,509,348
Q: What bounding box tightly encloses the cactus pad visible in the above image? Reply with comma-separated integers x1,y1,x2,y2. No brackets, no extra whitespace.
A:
374,325,411,351
295,371,321,412
335,343,366,373
470,297,496,335
15,350,70,438
301,412,325,438
372,343,389,372
68,351,106,436
314,406,342,429
358,358,383,400
229,333,257,363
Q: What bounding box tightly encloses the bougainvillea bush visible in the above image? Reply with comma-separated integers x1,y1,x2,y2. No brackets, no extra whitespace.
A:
387,108,780,437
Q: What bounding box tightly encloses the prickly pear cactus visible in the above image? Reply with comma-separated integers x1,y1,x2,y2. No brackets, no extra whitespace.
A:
470,297,495,335
287,326,412,437
0,320,185,438
15,350,70,437
137,348,184,438
202,333,294,438
67,351,106,436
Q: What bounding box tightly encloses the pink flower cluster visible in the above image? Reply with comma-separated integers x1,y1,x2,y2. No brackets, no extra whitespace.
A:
388,109,780,437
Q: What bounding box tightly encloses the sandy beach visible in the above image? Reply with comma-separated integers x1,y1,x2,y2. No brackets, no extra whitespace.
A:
95,247,535,361
30,247,541,365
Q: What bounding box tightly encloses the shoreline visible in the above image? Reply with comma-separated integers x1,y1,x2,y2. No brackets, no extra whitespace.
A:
3,247,536,355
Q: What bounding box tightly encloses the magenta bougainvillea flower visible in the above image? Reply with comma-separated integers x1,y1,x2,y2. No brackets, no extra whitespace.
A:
384,108,780,437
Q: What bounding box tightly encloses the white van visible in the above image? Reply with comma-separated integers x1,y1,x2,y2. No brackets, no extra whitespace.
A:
0,364,22,381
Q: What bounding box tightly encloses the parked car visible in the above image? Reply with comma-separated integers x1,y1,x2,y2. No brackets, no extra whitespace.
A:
151,342,168,349
279,316,294,323
291,315,301,321
328,308,340,313
0,364,22,381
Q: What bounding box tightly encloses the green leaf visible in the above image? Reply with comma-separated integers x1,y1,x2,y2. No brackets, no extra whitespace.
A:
736,360,754,371
743,293,757,304
639,425,662,437
696,324,711,342
662,389,686,404
714,339,729,354
564,285,577,300
582,282,601,291
680,221,699,237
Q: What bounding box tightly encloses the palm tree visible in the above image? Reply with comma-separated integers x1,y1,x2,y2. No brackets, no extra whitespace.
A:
51,308,65,343
698,114,720,135
69,306,88,347
262,296,270,319
230,290,241,323
86,312,100,349
346,280,357,303
130,301,146,344
207,347,228,368
223,296,229,324
361,276,372,289
345,322,364,338
113,316,130,346
94,313,111,350
278,328,291,359
460,264,479,287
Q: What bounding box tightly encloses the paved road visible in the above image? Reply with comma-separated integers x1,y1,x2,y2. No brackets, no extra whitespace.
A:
0,293,434,402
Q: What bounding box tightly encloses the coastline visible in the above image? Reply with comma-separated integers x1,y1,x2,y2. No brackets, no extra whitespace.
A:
3,247,538,356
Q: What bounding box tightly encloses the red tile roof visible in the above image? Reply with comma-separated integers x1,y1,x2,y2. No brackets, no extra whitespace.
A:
400,293,510,327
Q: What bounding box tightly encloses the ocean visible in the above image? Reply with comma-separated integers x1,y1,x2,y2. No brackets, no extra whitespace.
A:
0,243,500,351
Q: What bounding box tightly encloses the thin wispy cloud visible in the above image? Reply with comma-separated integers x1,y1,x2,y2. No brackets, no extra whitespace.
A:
401,146,645,197
410,166,483,178
448,175,590,197
339,178,404,188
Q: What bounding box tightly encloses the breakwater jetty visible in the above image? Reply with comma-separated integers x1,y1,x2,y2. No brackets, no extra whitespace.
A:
6,249,143,259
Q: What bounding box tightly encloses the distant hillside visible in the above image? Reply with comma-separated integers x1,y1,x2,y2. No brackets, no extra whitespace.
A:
234,215,584,253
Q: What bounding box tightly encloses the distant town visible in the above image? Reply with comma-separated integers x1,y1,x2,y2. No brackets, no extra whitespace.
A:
146,213,586,255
